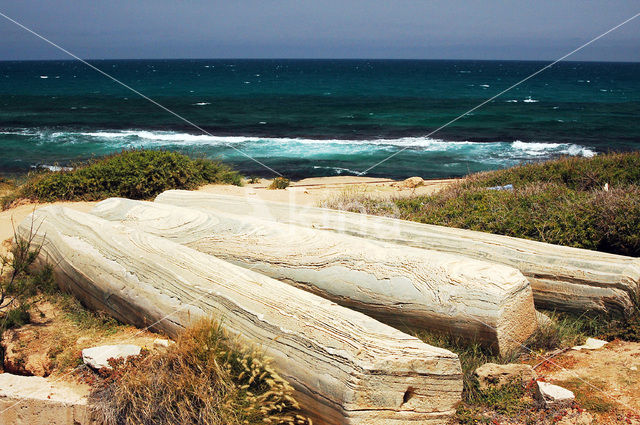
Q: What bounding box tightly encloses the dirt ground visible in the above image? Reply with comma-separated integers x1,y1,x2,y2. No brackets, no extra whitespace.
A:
534,340,640,424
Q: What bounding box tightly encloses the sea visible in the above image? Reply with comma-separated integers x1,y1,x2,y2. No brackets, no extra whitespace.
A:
1,59,639,179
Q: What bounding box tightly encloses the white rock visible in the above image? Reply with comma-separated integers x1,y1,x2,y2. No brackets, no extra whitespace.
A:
152,338,174,348
81,344,141,370
571,337,608,351
474,363,537,390
535,381,575,409
0,373,93,424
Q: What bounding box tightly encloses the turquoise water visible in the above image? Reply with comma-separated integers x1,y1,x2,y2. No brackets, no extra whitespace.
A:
1,59,639,179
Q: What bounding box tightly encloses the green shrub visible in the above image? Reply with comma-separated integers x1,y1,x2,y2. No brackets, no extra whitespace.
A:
323,153,640,257
462,151,640,191
17,150,242,203
268,177,290,190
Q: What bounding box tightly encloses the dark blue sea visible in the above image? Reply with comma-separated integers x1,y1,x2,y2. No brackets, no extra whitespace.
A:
1,59,639,179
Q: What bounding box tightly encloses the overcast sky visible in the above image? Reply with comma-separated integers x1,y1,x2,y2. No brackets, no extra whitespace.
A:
0,1,638,61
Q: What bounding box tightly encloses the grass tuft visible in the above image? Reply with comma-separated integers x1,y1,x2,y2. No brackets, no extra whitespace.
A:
90,318,310,425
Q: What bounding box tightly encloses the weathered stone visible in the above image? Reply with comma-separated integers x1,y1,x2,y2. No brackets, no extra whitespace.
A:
571,337,608,351
92,198,538,355
392,176,425,189
474,363,537,390
19,206,463,425
536,310,553,327
535,381,575,409
0,373,95,424
155,191,640,317
152,338,174,349
81,344,141,370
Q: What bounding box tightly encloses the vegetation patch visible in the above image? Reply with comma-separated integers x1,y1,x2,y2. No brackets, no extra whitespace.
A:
555,378,617,414
268,177,291,190
90,318,310,425
2,150,242,208
322,152,640,257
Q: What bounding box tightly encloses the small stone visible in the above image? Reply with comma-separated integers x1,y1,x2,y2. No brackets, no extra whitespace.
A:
571,338,608,351
152,338,174,348
82,344,141,370
536,310,553,327
392,176,425,189
534,381,575,409
474,363,537,390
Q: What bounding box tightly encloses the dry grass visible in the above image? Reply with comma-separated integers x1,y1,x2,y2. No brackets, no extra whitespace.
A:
90,318,310,425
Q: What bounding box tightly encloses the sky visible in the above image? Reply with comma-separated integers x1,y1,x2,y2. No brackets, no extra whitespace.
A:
0,1,638,62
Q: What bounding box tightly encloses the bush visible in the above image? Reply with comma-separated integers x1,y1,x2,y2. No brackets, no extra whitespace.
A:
462,151,640,191
16,150,242,203
90,319,310,425
323,153,640,257
268,177,290,190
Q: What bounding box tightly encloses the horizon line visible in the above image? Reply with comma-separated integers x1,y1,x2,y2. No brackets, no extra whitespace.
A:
1,57,639,64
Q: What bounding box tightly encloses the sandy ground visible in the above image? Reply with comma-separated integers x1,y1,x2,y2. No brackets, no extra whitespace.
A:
537,340,640,422
196,176,456,206
0,176,455,256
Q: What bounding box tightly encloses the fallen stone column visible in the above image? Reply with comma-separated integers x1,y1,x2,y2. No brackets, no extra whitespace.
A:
93,198,538,355
18,206,463,425
0,373,94,425
155,191,640,317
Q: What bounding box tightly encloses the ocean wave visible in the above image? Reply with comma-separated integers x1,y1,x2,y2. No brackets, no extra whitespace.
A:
1,129,596,161
511,140,595,157
313,166,362,175
31,164,73,172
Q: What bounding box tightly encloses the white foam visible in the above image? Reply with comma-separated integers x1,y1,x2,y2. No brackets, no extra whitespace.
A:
511,140,595,157
32,164,73,172
3,129,596,161
193,102,211,106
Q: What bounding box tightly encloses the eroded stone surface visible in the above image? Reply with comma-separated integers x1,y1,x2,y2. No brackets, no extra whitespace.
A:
92,197,538,355
0,373,95,425
19,206,464,425
474,363,537,390
155,191,640,317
